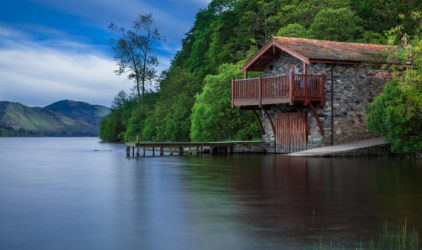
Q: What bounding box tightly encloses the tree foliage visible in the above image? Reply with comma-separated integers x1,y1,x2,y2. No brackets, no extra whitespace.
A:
365,13,422,154
100,0,422,144
109,13,165,101
276,23,309,38
99,91,138,142
309,8,363,41
191,62,261,141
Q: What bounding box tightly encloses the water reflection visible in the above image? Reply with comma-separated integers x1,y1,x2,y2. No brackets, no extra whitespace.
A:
224,156,422,247
1,138,422,250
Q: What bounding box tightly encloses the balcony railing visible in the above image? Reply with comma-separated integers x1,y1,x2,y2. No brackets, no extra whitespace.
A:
231,73,325,108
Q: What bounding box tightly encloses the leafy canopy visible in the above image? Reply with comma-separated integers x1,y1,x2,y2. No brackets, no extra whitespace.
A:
365,12,422,154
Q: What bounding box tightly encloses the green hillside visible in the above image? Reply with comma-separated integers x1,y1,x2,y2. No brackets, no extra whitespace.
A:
0,101,98,137
44,100,110,126
100,0,422,143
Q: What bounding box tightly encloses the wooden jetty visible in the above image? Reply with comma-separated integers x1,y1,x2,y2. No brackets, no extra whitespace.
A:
125,142,238,157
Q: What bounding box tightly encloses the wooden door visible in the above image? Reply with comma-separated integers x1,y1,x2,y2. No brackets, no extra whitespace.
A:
276,112,307,153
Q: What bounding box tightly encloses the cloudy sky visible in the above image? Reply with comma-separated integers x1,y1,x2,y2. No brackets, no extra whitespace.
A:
0,0,211,107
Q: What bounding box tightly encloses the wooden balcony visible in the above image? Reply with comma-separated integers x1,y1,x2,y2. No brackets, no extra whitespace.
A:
231,73,325,108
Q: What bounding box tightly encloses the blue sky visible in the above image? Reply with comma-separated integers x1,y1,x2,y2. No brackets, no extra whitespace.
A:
0,0,210,107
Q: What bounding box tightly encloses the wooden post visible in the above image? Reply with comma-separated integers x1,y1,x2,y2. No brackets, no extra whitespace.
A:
143,145,145,156
304,63,308,106
132,147,134,157
189,145,192,155
259,75,262,107
244,70,248,79
231,78,234,109
262,108,276,136
320,74,325,106
201,145,203,155
152,146,155,156
296,107,310,135
197,146,199,155
308,102,324,135
179,145,183,155
136,146,140,157
290,72,295,105
252,110,265,135
126,146,130,157
160,145,164,156
170,144,173,155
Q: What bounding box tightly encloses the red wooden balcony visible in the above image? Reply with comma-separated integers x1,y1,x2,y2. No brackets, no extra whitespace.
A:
231,73,325,108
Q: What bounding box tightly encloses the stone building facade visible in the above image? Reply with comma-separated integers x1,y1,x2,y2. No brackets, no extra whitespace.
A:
260,52,390,153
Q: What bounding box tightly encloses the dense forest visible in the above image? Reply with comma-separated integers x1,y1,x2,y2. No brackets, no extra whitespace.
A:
99,0,422,145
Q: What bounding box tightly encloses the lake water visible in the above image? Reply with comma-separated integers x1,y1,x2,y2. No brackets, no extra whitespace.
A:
1,137,422,249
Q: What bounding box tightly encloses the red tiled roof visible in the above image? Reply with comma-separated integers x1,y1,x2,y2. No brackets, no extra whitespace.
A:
273,37,389,62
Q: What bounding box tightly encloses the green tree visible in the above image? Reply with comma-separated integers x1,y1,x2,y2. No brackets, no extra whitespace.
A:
109,13,165,101
154,67,199,141
365,13,422,154
124,90,158,142
99,91,138,142
190,62,260,141
309,8,362,41
277,0,351,29
351,0,422,37
276,23,309,38
236,0,282,50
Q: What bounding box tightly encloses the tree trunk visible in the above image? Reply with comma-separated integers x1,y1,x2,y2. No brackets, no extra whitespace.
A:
136,78,141,101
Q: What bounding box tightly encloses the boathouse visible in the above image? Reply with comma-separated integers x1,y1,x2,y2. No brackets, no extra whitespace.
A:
231,37,391,153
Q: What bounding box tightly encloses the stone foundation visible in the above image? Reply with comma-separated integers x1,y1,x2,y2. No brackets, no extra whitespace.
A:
326,144,392,157
233,141,266,154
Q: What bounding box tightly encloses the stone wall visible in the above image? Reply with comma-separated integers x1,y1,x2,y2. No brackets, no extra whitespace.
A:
261,52,390,153
328,144,392,157
233,141,266,153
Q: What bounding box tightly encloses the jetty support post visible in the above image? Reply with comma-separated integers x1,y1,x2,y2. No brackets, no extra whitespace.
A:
153,146,155,156
170,144,173,155
143,145,146,156
189,145,192,155
179,145,183,156
136,145,140,157
132,147,134,157
160,145,164,156
126,146,130,157
197,146,199,155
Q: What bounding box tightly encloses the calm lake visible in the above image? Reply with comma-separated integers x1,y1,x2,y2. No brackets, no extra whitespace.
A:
1,137,422,249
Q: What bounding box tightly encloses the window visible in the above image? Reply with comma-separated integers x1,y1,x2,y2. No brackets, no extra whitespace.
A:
286,64,299,74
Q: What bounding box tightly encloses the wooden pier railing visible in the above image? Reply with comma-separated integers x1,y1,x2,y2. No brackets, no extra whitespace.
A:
232,73,324,107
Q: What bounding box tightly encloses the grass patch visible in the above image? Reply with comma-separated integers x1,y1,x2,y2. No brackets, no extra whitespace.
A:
311,218,419,250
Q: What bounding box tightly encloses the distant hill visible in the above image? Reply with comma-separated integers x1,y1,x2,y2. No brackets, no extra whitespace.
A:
0,100,109,137
44,100,110,127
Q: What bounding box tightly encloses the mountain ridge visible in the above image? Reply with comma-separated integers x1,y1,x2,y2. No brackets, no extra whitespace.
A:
0,100,110,137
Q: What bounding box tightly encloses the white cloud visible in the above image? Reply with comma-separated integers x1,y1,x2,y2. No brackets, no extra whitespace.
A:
28,0,196,39
0,27,173,107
